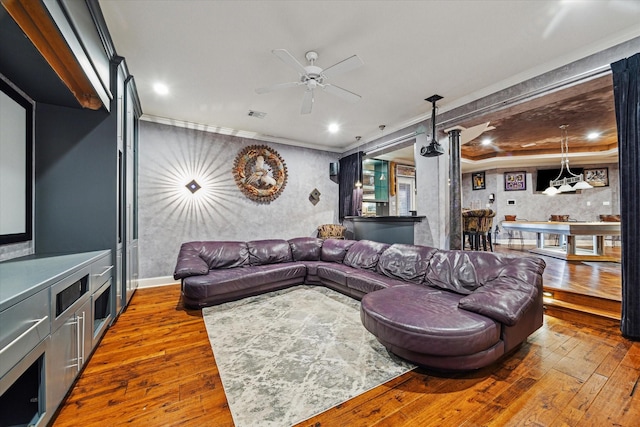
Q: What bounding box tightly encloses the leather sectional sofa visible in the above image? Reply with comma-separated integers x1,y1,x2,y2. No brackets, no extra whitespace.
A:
173,237,546,370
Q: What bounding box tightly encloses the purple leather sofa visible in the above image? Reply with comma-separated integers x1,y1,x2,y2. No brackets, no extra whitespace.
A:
173,237,546,371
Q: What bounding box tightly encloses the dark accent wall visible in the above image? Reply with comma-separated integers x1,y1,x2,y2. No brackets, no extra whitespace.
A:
35,103,117,254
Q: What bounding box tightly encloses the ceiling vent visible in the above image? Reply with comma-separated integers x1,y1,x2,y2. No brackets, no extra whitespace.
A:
248,110,267,119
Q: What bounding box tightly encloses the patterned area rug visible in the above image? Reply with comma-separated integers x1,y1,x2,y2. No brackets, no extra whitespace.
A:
202,285,415,427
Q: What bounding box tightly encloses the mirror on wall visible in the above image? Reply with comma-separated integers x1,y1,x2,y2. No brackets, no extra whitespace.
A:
0,77,33,245
364,142,416,217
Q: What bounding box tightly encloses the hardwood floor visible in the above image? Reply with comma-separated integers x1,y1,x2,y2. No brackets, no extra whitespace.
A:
495,244,622,327
52,255,638,427
494,243,621,301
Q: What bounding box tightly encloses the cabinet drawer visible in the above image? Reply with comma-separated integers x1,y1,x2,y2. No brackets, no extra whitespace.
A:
0,288,49,378
50,267,90,332
90,253,113,293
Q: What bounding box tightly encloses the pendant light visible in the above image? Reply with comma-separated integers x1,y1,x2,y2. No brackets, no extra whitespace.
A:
544,125,593,195
378,125,386,181
354,136,362,188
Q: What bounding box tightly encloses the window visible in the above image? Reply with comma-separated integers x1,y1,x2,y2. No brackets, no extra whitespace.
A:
397,177,415,216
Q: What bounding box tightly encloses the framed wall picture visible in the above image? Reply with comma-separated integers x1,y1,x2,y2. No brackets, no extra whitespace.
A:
504,171,526,191
472,171,486,190
584,167,609,187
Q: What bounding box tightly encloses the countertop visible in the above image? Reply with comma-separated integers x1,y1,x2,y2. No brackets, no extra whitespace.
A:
344,215,426,222
0,250,110,312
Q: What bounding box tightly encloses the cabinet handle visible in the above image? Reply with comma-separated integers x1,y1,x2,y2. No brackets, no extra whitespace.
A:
0,316,48,357
75,312,85,372
95,265,113,278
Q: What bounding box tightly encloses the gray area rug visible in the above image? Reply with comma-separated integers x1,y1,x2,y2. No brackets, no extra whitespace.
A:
202,285,415,427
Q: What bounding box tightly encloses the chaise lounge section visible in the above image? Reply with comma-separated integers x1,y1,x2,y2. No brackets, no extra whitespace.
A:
173,237,546,371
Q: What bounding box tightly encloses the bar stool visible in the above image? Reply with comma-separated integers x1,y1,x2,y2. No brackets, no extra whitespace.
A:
478,210,496,251
463,209,494,251
503,215,525,249
549,214,570,246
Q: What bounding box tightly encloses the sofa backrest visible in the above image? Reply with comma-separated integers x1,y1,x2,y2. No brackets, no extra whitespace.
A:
320,239,356,263
288,237,323,261
425,250,541,295
377,243,438,284
343,240,390,270
198,241,250,270
247,239,293,265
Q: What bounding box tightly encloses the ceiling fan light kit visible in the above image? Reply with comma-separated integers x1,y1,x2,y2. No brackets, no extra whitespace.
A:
255,49,363,114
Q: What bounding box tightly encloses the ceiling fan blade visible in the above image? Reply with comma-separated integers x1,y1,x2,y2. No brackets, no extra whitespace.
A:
272,49,307,75
322,84,361,103
322,55,363,79
255,81,300,94
301,90,314,114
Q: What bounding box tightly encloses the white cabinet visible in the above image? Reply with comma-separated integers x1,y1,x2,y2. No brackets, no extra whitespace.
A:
48,297,91,410
0,250,110,426
47,266,93,411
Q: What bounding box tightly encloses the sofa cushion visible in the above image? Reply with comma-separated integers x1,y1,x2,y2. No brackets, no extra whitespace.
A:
425,250,506,295
301,260,336,279
317,263,358,286
288,237,323,261
458,256,545,326
361,285,501,357
347,270,409,294
173,241,211,279
247,239,293,266
320,239,356,263
377,244,438,284
182,263,306,302
199,241,250,270
343,240,390,270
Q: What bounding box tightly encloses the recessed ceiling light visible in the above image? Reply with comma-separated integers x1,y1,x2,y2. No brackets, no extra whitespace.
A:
587,132,600,140
153,83,169,95
328,123,339,133
481,138,492,145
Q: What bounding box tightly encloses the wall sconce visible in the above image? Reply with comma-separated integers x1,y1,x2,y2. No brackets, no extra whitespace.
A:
488,193,495,203
186,179,202,194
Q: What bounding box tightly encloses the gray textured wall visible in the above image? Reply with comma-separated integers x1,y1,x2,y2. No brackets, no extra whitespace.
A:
414,140,448,248
138,121,340,279
0,241,33,261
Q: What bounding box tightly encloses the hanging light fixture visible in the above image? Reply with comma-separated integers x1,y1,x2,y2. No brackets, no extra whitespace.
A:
377,125,386,181
354,136,363,188
543,125,593,195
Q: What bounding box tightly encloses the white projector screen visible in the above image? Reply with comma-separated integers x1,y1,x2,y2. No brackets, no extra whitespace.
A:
0,78,32,244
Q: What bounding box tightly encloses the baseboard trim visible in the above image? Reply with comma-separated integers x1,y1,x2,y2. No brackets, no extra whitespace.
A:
137,276,178,289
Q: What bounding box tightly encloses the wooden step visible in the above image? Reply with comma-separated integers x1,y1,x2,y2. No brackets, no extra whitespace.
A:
542,288,621,314
543,295,621,329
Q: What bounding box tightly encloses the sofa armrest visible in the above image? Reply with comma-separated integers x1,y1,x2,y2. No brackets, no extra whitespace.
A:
173,243,209,279
458,275,540,326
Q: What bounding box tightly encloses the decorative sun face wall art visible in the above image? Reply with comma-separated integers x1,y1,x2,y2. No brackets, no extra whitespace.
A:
232,145,288,203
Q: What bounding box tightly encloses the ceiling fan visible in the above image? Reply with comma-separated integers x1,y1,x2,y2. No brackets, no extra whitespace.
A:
255,49,364,114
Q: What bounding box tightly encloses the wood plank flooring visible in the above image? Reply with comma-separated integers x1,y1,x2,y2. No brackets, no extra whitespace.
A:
494,243,621,301
52,254,638,427
495,244,622,326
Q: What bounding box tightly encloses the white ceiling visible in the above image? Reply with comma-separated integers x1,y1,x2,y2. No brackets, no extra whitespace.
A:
99,0,640,155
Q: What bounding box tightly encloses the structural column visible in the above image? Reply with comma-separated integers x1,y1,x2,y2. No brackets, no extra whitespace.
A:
448,128,462,249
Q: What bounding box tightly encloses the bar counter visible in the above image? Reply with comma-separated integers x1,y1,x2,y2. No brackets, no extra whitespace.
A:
343,215,425,245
